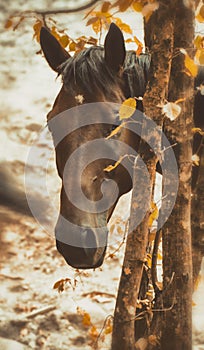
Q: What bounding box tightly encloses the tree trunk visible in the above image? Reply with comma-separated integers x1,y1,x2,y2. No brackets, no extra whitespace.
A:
192,147,204,286
111,2,174,349
161,2,195,349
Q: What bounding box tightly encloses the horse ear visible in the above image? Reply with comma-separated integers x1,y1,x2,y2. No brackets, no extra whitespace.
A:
104,23,126,72
40,27,70,72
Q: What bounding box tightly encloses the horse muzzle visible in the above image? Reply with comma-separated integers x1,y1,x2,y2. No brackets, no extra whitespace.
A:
55,226,108,269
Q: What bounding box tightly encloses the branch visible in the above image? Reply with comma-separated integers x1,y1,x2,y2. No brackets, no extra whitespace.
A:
14,0,101,17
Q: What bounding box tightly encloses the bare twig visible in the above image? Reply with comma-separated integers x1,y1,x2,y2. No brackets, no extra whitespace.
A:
12,0,101,17
25,305,56,319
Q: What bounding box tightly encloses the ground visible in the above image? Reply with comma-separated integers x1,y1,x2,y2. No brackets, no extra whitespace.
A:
0,1,204,349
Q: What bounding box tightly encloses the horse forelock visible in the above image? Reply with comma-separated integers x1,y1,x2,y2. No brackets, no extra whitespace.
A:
60,46,123,101
59,46,150,102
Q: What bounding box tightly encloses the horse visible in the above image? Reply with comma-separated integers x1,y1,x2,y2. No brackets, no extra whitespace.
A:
39,23,204,269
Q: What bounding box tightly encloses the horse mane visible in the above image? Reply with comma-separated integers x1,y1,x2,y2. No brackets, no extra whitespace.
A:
60,46,151,101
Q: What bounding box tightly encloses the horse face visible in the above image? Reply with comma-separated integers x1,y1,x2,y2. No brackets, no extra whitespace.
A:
40,24,134,268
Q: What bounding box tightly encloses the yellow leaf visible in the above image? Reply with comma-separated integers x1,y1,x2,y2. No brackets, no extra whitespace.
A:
89,325,99,338
194,274,201,291
86,16,99,26
197,5,204,22
104,319,113,334
157,252,162,260
162,102,181,121
33,20,43,43
136,45,143,56
133,35,143,47
69,41,76,51
192,127,204,135
125,38,133,43
185,55,198,77
194,35,203,50
180,49,198,77
196,49,204,65
199,50,204,65
148,202,159,228
117,21,132,34
200,4,204,17
82,312,91,326
104,155,124,172
59,34,69,48
101,1,111,12
117,0,133,12
146,253,152,268
132,2,143,12
5,18,13,29
92,19,101,34
196,13,204,22
53,278,71,293
119,98,136,120
51,26,59,40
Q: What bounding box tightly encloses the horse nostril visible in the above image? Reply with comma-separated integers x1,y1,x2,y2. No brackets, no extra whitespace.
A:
82,229,97,254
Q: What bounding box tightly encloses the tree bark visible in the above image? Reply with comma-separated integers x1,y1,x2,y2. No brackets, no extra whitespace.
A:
192,146,204,286
161,2,195,349
111,2,174,349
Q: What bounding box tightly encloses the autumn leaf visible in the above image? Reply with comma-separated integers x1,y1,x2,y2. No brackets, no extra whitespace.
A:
33,20,43,43
82,312,91,327
53,278,71,293
69,41,76,51
148,202,159,228
196,5,204,22
115,18,132,34
101,1,111,12
89,325,99,338
119,98,136,120
5,18,13,29
59,34,69,48
86,16,99,26
194,35,204,50
113,0,133,12
195,48,204,65
92,19,102,34
104,318,113,334
146,253,152,268
132,2,143,12
192,127,204,135
184,55,198,77
180,48,198,77
162,101,181,121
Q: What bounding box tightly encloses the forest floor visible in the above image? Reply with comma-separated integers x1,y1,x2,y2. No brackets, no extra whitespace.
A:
0,0,204,349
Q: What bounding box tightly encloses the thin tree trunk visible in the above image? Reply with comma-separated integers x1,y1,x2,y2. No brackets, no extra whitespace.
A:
161,2,194,349
111,2,174,349
192,147,204,286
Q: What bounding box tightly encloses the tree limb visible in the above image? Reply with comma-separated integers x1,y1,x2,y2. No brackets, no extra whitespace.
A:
13,0,101,16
